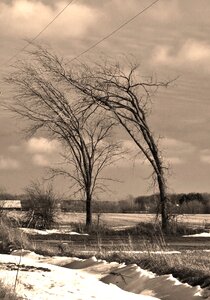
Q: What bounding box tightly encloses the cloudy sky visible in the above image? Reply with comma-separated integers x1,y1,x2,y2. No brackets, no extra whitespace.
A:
0,0,210,199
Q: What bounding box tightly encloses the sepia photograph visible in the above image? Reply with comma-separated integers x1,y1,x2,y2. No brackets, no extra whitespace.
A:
0,0,210,299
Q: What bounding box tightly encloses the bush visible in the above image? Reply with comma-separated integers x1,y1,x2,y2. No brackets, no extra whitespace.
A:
23,182,58,229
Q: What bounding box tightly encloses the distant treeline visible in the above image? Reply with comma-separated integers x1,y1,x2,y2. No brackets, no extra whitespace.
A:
59,192,210,214
2,192,210,214
0,193,19,200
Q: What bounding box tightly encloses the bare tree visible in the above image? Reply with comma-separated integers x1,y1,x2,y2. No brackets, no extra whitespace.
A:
49,114,121,226
5,47,121,226
41,55,171,232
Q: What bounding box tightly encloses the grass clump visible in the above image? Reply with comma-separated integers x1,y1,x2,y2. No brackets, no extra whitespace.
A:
121,220,207,237
0,280,23,300
89,235,210,288
134,251,210,287
0,214,31,253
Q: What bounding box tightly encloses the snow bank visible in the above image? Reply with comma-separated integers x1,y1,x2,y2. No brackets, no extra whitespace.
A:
8,251,207,299
0,254,158,300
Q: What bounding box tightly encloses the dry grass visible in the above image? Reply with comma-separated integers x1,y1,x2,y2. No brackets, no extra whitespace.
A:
0,214,31,253
69,222,117,235
0,214,31,299
2,211,209,289
32,229,210,289
0,280,23,300
98,250,210,287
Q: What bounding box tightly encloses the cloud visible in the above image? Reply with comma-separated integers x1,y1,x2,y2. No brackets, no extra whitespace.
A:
8,145,20,152
32,154,50,166
147,0,181,23
0,156,20,169
153,39,210,68
200,149,210,164
114,138,190,168
121,139,139,152
0,0,98,40
159,137,196,166
200,155,210,164
28,137,61,167
114,139,150,168
185,40,210,62
161,138,195,155
27,137,59,154
167,157,183,165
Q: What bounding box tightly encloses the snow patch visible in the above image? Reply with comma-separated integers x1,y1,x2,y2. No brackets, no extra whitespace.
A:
107,250,181,254
183,232,210,237
20,227,88,236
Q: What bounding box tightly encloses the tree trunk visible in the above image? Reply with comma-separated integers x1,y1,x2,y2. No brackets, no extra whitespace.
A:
157,174,169,232
86,192,92,226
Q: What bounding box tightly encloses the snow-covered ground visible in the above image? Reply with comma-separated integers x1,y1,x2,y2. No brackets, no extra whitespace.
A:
0,250,208,300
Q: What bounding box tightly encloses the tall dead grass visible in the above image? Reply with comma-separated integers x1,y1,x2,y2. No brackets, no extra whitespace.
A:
0,280,23,300
0,214,31,253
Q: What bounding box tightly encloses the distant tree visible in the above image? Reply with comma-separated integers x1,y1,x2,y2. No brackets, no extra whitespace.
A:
179,193,204,205
5,46,121,226
134,194,159,213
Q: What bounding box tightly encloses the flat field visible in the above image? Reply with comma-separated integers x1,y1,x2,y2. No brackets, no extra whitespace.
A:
57,212,210,228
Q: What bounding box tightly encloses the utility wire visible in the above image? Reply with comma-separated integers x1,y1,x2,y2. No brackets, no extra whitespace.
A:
3,0,76,66
69,0,161,62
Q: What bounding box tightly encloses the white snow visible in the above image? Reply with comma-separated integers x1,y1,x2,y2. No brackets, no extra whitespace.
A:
0,253,158,300
20,227,88,235
183,232,210,237
106,250,181,254
0,250,207,299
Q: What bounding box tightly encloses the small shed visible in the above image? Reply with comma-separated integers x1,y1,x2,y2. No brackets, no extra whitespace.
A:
0,200,22,211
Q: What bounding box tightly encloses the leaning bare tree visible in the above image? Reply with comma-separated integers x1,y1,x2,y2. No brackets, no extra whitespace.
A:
5,47,121,226
45,56,171,232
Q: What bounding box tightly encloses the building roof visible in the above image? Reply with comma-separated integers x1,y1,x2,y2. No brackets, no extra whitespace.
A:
0,200,21,209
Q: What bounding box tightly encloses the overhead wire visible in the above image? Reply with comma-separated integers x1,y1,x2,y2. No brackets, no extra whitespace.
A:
69,0,161,62
3,0,160,66
3,0,76,66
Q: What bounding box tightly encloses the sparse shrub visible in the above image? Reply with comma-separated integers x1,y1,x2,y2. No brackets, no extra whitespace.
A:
22,182,58,230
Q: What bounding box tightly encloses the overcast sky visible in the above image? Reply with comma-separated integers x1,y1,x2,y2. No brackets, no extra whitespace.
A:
0,0,210,199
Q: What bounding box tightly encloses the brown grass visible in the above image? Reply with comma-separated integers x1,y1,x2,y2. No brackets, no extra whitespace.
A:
31,229,210,289
0,280,23,300
0,214,31,253
97,250,210,288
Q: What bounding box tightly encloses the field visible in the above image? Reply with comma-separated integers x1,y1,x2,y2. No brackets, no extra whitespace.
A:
8,211,210,228
2,211,210,299
57,212,210,228
20,212,209,255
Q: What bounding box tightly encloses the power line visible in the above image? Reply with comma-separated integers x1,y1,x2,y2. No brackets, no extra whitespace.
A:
69,0,161,62
3,0,76,66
